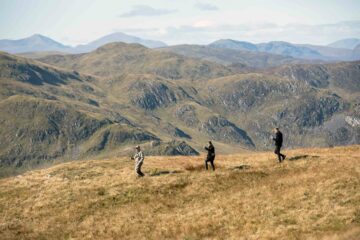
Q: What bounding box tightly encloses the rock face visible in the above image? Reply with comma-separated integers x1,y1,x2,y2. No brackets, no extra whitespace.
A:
161,123,191,139
146,140,199,156
129,81,190,110
272,62,360,92
345,116,360,127
274,65,330,88
200,116,254,147
174,105,200,127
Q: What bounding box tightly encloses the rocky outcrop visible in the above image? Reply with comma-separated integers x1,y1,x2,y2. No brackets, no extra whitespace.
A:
174,104,200,127
146,140,199,156
200,116,254,147
273,65,330,88
272,61,360,92
130,81,191,110
161,123,191,139
276,94,344,128
85,124,159,153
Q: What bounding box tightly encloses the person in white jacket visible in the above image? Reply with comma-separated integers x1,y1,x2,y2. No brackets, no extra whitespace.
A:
131,145,145,177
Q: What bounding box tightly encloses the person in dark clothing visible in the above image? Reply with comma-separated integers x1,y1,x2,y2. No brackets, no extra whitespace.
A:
205,141,216,171
273,128,286,163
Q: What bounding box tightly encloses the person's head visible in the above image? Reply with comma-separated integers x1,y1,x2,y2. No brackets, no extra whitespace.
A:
275,127,280,132
209,141,212,145
135,145,141,152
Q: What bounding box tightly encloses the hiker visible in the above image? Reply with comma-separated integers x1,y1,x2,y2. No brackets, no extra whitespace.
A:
131,145,145,177
204,141,216,171
273,128,286,163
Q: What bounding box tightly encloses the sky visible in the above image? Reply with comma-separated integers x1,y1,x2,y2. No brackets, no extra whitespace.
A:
0,0,360,46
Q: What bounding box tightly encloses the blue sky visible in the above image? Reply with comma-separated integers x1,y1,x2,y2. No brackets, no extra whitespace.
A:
1,0,360,46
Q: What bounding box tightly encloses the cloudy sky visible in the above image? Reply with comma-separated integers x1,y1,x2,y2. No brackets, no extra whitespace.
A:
1,0,360,46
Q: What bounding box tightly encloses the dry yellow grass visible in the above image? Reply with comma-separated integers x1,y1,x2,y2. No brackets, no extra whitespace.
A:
0,145,360,240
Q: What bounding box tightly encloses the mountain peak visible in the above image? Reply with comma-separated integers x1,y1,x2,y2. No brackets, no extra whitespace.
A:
0,34,71,53
30,33,47,38
328,38,360,49
95,41,148,52
73,32,167,53
209,39,258,51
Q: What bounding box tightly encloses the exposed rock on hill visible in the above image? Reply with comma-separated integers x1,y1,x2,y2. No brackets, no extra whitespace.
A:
146,140,199,156
129,80,191,110
272,61,360,92
200,116,254,147
174,104,200,127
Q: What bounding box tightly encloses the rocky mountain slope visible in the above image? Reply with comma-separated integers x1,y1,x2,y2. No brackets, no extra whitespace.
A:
1,42,360,175
0,52,202,175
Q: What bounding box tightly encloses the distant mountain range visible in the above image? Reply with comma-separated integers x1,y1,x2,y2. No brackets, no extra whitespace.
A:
0,33,167,54
0,34,72,53
158,44,310,70
1,34,360,62
74,32,166,53
328,38,360,49
208,39,360,61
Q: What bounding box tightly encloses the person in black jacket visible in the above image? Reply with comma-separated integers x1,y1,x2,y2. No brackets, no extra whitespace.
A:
273,128,286,163
205,141,216,171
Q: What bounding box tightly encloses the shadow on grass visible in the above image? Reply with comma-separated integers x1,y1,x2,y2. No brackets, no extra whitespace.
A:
288,155,320,161
149,169,183,177
183,164,204,172
232,165,251,170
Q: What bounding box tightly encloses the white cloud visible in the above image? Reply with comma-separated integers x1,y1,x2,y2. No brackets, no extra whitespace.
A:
195,2,219,11
152,21,360,45
119,5,177,18
192,20,214,28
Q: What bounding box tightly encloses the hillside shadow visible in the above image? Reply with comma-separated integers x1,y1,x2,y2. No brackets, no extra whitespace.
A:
16,64,81,86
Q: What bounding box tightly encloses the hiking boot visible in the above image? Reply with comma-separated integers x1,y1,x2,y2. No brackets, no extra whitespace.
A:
283,155,286,161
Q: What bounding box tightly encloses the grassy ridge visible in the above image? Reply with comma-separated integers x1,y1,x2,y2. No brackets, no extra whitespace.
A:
0,145,359,239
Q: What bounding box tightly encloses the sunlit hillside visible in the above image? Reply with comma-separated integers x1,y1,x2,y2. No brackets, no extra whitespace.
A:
0,145,359,239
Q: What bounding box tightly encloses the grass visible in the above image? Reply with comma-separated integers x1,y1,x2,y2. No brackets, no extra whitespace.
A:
0,145,359,239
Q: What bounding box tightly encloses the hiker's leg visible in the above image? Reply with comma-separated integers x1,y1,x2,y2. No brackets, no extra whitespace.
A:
136,161,144,176
205,160,209,170
275,146,282,162
279,147,286,160
139,161,144,176
210,160,215,171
